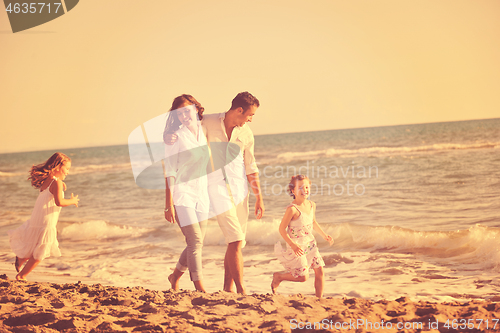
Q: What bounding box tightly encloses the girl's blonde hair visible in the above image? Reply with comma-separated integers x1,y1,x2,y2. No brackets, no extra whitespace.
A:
28,152,71,189
287,174,310,199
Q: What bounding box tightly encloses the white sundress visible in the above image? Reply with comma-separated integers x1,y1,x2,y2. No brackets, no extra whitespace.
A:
275,201,325,277
8,178,62,260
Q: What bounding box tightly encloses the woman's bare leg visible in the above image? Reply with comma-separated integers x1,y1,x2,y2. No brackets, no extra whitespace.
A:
168,268,184,290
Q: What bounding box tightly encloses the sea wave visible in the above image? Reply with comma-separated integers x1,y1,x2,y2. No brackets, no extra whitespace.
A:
60,220,149,241
272,142,500,163
238,220,500,270
71,163,131,174
201,219,283,246
323,223,500,269
57,219,500,271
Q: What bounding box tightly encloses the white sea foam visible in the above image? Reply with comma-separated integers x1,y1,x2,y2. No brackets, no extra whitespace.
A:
273,141,500,163
71,163,131,174
245,219,283,246
60,220,149,241
202,219,292,246
321,223,500,270
203,219,500,271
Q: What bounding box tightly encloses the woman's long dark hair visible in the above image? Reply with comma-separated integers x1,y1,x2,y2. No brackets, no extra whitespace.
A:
163,94,205,143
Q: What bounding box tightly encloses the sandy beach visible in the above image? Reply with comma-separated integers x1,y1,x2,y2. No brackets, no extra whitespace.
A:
1,274,499,333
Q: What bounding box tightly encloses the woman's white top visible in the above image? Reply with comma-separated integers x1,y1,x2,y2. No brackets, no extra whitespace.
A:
164,122,210,213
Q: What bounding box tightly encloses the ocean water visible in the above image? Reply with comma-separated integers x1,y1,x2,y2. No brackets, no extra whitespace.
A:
1,118,500,302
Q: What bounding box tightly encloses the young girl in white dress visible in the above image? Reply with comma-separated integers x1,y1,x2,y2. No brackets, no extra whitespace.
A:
8,152,79,281
272,175,333,298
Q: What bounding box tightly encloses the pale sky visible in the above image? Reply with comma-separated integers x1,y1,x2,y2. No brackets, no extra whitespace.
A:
1,0,499,153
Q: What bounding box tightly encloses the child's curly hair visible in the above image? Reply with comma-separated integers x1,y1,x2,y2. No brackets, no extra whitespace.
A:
287,174,310,199
28,152,71,189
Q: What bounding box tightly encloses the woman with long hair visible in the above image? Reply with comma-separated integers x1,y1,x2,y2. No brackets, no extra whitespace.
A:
163,94,210,292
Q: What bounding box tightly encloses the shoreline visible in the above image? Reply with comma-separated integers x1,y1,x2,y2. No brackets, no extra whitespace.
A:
1,275,499,333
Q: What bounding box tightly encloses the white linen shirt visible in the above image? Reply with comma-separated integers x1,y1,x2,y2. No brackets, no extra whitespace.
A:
202,113,259,206
164,122,210,213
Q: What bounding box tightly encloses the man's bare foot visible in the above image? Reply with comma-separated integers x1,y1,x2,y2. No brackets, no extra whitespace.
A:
168,274,179,290
271,272,280,294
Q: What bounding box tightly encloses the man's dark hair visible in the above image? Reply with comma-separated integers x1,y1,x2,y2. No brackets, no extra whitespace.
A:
231,91,260,112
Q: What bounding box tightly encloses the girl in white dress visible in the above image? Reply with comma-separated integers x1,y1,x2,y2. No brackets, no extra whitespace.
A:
272,175,333,297
8,152,79,281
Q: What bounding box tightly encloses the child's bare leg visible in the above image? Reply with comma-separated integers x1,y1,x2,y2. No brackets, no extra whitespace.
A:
19,257,29,265
17,257,41,280
16,257,29,272
271,272,307,294
271,272,280,294
168,268,184,290
313,266,324,298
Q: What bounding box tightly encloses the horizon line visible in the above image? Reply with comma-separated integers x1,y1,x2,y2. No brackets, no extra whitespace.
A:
1,116,498,155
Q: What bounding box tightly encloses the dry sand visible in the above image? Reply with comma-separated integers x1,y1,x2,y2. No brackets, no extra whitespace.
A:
0,274,499,332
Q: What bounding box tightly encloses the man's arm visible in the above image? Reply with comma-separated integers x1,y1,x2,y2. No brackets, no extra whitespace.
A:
247,172,264,219
242,127,264,219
